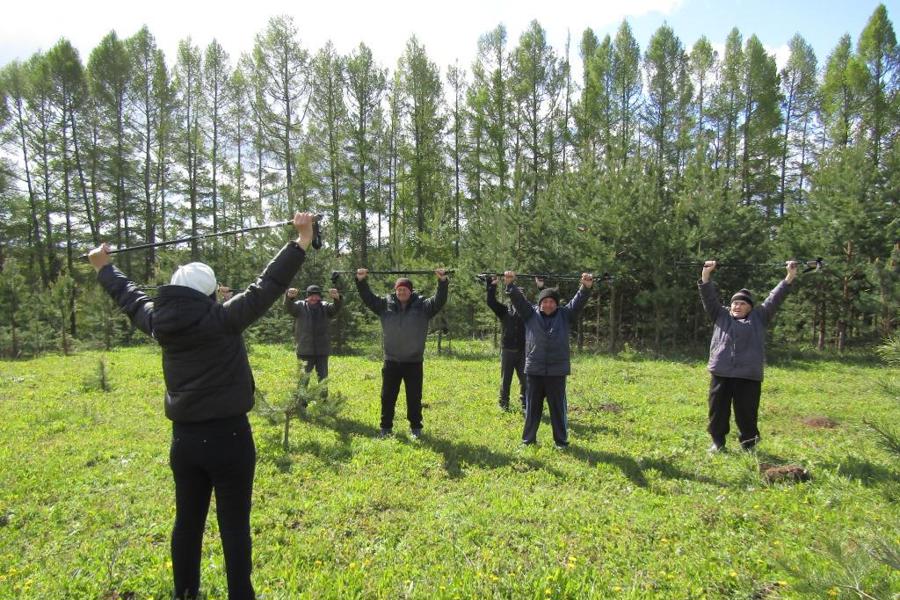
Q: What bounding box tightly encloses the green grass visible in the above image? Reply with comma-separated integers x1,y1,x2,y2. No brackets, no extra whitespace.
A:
0,342,897,599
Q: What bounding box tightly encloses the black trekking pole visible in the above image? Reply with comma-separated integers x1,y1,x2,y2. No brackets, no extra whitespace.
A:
475,271,614,283
674,258,824,274
79,215,324,260
331,268,455,279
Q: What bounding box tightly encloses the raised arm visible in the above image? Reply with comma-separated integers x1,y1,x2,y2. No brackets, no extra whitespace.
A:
485,277,507,319
757,261,797,323
504,271,535,321
325,288,342,318
222,212,314,332
90,243,154,337
284,288,301,316
423,269,449,318
355,269,387,315
698,260,728,321
563,273,594,319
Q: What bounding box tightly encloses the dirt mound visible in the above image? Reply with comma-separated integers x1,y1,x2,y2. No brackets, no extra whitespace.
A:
599,402,623,414
802,416,838,428
760,463,811,484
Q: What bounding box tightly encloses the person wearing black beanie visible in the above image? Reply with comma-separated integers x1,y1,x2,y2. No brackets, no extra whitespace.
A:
699,260,799,453
285,282,342,387
504,270,594,448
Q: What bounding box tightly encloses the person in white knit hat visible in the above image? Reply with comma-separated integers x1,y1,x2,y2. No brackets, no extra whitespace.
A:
170,262,218,297
88,213,316,600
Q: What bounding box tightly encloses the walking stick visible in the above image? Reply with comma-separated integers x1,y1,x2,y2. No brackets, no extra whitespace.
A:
674,258,824,274
79,216,323,259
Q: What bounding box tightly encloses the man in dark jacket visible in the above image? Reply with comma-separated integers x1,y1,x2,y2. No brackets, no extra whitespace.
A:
504,271,593,448
88,212,316,600
485,275,544,411
285,283,342,382
356,268,449,438
700,259,798,453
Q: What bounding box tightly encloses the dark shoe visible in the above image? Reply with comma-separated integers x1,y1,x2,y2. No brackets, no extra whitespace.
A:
498,402,510,412
410,428,422,440
378,428,393,439
740,436,760,451
554,442,569,449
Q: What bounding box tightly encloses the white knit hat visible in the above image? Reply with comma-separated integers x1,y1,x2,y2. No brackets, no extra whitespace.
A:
170,262,217,296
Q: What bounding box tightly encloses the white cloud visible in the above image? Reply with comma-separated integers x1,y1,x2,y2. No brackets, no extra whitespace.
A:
1,0,683,72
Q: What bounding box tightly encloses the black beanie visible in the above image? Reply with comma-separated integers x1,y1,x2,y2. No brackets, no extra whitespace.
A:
306,285,323,297
538,287,561,304
730,288,754,306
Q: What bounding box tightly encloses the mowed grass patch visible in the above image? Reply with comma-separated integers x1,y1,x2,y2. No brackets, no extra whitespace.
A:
0,343,897,599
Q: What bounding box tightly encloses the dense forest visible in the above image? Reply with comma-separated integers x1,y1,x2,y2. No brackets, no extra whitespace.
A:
0,6,896,357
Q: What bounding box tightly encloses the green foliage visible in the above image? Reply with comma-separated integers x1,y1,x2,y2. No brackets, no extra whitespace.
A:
0,7,898,357
0,344,898,598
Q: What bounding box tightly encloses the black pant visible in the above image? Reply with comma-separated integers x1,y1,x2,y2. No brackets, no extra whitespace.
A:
380,360,424,430
299,354,328,382
522,375,568,445
170,415,256,600
707,374,762,448
499,348,526,409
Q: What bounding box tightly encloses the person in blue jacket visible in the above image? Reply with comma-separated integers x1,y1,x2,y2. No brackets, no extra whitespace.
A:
700,259,798,452
504,270,594,448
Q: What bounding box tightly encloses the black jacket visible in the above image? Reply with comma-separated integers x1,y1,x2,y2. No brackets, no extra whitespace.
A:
98,242,307,422
486,282,526,351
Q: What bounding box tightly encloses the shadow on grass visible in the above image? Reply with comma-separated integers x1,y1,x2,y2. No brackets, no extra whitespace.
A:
827,455,899,487
291,413,568,480
263,412,723,489
565,445,724,489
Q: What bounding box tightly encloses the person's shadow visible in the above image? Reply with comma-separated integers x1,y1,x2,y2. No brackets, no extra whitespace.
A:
292,412,567,479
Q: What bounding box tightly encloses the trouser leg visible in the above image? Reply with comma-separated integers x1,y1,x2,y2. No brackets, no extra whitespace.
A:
498,349,516,408
522,375,545,444
210,426,257,600
544,376,569,446
731,378,762,449
380,361,403,431
707,374,733,446
514,351,527,410
170,437,212,600
403,362,424,430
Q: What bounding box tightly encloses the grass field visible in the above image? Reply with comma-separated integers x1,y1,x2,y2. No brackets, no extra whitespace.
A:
0,342,897,599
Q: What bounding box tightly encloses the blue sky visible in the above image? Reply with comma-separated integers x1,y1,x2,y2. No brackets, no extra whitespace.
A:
0,0,893,75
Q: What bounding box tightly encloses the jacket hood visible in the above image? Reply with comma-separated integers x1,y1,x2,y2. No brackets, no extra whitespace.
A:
152,285,215,335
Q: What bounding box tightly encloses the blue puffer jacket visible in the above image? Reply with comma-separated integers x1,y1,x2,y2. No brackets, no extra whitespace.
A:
507,284,590,376
699,279,792,381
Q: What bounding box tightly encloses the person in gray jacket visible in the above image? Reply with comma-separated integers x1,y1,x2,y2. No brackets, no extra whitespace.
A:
700,260,798,452
356,268,449,438
285,284,342,382
504,270,594,448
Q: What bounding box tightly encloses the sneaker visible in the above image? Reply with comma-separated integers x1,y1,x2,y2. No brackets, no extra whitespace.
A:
707,442,725,454
378,428,393,439
410,428,423,440
554,442,569,450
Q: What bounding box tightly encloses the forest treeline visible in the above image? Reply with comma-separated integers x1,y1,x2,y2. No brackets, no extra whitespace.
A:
0,6,897,357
